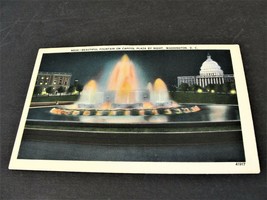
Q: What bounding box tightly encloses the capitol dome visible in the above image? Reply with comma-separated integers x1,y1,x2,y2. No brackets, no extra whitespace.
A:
199,54,224,76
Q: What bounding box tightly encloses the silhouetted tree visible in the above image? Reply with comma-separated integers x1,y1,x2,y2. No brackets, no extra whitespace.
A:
33,86,43,96
189,84,200,93
222,82,231,94
57,86,66,96
230,82,236,90
214,84,223,93
205,84,215,93
170,85,178,92
76,84,84,94
46,86,54,96
178,83,189,92
67,85,76,94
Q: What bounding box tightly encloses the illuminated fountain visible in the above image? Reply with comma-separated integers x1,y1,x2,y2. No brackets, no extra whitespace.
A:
108,54,138,105
50,54,201,117
76,80,103,108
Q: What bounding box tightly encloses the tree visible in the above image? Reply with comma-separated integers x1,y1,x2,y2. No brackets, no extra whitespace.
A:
189,84,200,93
33,86,43,96
230,82,236,90
170,85,178,92
214,84,223,93
222,82,231,94
57,86,66,96
67,85,76,94
46,86,54,96
76,84,84,94
205,84,215,93
178,83,189,92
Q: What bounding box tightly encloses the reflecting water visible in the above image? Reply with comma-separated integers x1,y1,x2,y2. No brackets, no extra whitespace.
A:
27,104,240,124
19,139,245,162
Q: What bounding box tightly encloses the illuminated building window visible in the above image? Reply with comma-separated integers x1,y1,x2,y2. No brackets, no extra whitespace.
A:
40,82,43,85
45,83,48,85
41,77,44,79
46,77,49,80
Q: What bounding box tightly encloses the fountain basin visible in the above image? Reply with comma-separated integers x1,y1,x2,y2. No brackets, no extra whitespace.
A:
50,105,201,116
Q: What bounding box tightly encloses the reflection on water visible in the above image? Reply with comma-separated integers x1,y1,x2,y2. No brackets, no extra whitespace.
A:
27,104,240,124
19,139,245,162
208,105,229,121
147,115,168,123
79,115,148,123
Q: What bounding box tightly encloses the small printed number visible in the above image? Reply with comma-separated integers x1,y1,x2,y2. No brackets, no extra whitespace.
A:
236,162,245,166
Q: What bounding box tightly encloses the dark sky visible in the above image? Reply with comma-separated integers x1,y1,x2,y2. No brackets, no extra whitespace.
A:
39,50,233,89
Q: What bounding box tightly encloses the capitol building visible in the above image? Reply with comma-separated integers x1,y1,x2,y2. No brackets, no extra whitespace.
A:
177,54,234,88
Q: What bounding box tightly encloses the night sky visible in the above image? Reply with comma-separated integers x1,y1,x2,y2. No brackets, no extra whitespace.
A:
39,50,233,90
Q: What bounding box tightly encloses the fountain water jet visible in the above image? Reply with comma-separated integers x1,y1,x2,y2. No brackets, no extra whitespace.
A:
153,78,170,103
107,54,138,104
74,80,104,109
78,80,97,103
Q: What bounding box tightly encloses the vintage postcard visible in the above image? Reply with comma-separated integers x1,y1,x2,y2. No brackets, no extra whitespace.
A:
9,45,260,174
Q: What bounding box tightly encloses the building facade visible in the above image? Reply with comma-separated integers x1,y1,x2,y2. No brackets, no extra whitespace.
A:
177,54,234,88
36,72,72,91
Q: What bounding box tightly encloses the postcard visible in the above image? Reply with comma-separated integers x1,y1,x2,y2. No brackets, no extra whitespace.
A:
9,45,260,174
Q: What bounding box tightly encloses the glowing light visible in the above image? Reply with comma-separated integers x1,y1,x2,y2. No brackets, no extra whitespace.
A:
139,109,145,115
73,90,79,95
197,88,203,93
230,89,236,94
164,109,172,115
152,109,159,115
124,110,131,115
143,102,153,109
72,111,80,116
41,91,47,95
83,111,91,116
211,89,215,93
101,102,112,109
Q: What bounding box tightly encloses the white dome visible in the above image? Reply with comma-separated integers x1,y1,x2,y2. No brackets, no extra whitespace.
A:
199,54,224,76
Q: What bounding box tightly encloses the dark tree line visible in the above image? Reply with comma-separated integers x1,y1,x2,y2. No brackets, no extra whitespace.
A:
33,83,84,96
178,82,236,94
